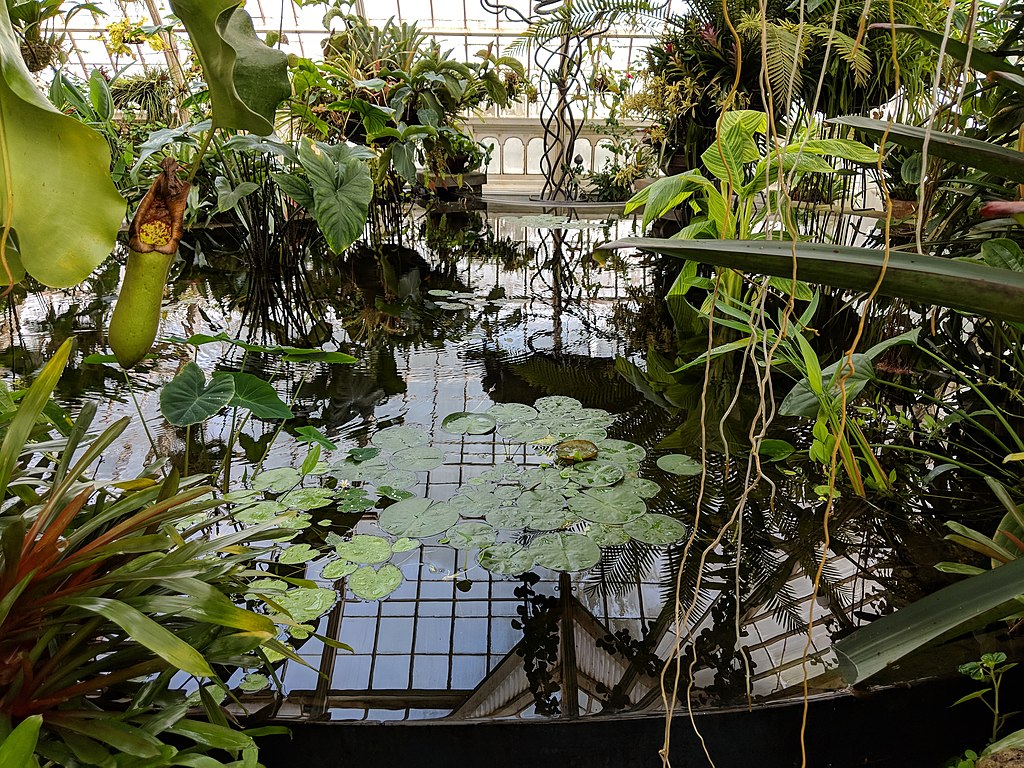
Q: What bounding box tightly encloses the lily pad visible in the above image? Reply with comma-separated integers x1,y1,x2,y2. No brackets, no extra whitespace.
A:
657,454,703,476
428,289,454,297
567,461,625,488
498,422,551,442
330,459,389,484
378,468,419,490
280,487,335,510
279,543,319,564
621,477,662,499
597,439,647,464
334,487,375,512
348,564,403,600
437,302,470,311
555,440,599,462
274,587,337,623
392,537,421,552
446,522,498,550
485,506,532,530
517,489,567,531
447,487,502,518
334,534,392,564
568,487,646,524
487,403,539,423
534,395,583,417
391,446,445,471
378,498,459,538
478,543,535,576
623,514,688,545
442,411,498,435
239,673,270,693
251,467,301,492
520,467,570,491
587,524,631,546
371,425,430,451
529,533,601,572
321,560,359,579
234,500,288,524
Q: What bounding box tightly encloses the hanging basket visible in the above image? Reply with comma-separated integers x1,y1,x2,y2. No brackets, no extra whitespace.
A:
19,38,62,73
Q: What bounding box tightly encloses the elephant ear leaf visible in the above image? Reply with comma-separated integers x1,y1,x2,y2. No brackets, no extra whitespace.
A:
169,0,290,136
0,1,125,288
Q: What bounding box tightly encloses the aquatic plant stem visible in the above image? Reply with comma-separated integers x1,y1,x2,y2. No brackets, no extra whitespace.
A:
186,129,215,185
123,369,159,459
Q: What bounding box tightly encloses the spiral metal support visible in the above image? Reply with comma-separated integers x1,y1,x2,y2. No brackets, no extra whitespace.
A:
480,0,621,201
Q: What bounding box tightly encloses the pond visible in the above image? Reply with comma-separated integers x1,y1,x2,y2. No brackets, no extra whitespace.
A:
0,209,983,723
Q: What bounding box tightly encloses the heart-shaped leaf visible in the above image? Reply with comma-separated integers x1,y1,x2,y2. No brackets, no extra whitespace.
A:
279,543,318,564
446,522,498,550
169,0,291,135
299,138,373,254
442,411,498,435
273,587,337,623
657,454,703,476
348,564,403,600
322,560,359,579
333,534,392,564
0,0,125,287
160,362,235,426
478,543,535,576
218,371,293,419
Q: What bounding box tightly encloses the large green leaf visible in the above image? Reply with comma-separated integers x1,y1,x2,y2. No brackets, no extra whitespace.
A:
882,24,1023,77
168,0,290,135
0,1,124,287
61,597,215,677
608,238,1024,323
833,555,1024,684
217,371,293,419
160,362,235,426
830,116,1024,183
0,715,41,765
298,139,373,254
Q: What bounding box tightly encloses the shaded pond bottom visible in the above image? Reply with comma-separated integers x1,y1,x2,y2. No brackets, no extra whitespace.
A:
254,677,1000,767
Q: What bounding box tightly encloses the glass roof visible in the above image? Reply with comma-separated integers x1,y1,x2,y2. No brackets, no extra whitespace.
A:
60,0,670,86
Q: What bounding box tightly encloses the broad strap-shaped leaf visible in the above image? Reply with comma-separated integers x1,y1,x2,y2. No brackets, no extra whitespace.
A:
834,555,1024,684
0,715,41,765
160,362,235,426
59,596,215,677
879,24,1023,77
608,237,1024,323
169,0,290,135
0,1,125,287
830,115,1024,183
298,138,373,254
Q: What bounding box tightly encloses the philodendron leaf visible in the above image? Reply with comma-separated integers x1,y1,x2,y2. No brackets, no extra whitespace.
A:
160,362,235,426
298,138,373,254
0,0,125,287
168,0,290,135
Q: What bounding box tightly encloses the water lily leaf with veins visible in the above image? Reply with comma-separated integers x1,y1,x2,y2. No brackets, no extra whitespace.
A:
330,459,388,484
498,422,551,442
169,0,290,135
517,489,567,531
391,446,445,471
280,487,334,510
530,533,601,572
623,514,688,545
392,537,421,552
447,487,502,518
478,543,535,575
657,454,703,476
535,395,583,417
278,543,318,564
0,0,125,288
587,524,631,546
239,673,270,692
568,487,646,524
597,439,647,464
487,403,539,423
566,461,625,488
372,425,430,451
446,522,498,550
378,498,459,538
321,560,358,579
252,467,301,492
160,363,235,426
621,477,662,499
378,469,418,489
485,506,531,530
234,501,288,523
442,411,498,435
349,564,403,600
273,587,337,623
520,468,570,492
334,534,392,564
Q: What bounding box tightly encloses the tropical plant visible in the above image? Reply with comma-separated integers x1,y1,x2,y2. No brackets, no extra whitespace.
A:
0,339,294,765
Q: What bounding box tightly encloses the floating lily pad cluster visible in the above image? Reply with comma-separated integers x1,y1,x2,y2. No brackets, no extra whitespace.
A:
427,288,509,312
231,397,702,622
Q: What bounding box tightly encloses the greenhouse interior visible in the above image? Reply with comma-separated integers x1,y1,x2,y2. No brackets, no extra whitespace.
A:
3,0,1024,765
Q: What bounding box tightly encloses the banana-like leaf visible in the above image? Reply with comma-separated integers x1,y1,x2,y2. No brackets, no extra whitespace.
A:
169,0,290,135
0,1,124,287
829,115,1024,182
833,555,1024,684
607,238,1024,323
